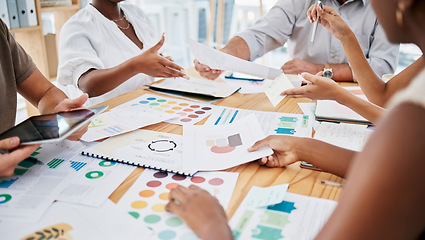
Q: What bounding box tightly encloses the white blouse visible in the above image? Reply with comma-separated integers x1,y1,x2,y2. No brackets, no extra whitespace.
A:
57,4,158,106
388,68,425,111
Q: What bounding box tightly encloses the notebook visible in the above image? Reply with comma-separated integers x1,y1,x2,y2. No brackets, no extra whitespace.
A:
149,76,241,98
81,129,197,176
315,87,372,125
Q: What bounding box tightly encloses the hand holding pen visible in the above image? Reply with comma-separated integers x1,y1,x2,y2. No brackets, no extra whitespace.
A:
307,3,352,41
310,0,323,45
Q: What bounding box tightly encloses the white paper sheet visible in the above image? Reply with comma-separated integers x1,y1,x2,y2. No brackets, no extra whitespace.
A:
313,122,373,151
150,76,240,98
183,114,273,171
113,94,217,126
222,73,301,94
0,141,91,221
117,169,239,240
81,104,171,142
264,73,295,107
1,200,154,239
204,106,313,138
83,129,196,175
190,39,282,80
243,184,289,208
230,192,338,240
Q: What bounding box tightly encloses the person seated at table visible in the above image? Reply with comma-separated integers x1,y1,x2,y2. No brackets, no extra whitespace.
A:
165,0,425,238
280,4,424,124
0,19,88,177
57,0,188,106
195,0,398,82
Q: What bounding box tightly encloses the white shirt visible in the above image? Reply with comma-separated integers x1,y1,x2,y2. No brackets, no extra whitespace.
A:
57,4,157,106
237,0,399,78
389,68,425,111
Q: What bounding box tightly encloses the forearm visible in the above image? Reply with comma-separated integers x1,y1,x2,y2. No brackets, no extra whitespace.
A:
339,31,387,104
336,89,384,124
78,59,137,97
295,138,356,178
220,36,251,61
18,68,68,114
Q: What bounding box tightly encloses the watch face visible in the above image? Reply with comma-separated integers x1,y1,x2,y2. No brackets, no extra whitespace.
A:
323,69,333,78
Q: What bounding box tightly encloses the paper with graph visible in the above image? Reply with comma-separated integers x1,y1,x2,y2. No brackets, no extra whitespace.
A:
204,106,313,138
183,114,273,171
190,39,282,80
230,191,337,240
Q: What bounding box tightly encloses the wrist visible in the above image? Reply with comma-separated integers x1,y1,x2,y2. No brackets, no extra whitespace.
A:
340,30,356,44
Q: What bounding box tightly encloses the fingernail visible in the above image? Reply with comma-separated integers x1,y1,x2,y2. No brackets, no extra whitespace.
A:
10,137,17,145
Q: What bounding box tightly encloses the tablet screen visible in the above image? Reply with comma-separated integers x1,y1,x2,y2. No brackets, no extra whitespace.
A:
0,106,107,144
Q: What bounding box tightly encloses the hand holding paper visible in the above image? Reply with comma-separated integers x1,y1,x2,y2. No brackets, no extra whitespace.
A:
264,73,295,107
190,39,282,80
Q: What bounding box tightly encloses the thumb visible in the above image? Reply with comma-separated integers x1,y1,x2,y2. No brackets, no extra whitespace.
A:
55,93,88,112
151,33,165,53
248,137,271,152
0,137,20,150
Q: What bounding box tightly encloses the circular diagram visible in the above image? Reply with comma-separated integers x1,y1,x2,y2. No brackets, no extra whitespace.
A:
148,140,177,152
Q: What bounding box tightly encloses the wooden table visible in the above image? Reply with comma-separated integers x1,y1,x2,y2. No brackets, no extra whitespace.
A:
105,76,348,219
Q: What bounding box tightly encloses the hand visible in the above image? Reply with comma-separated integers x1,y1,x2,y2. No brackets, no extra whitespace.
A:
281,72,344,100
248,135,300,168
307,4,351,41
134,35,188,79
194,59,224,80
166,185,233,240
53,94,89,141
0,137,40,177
281,58,322,75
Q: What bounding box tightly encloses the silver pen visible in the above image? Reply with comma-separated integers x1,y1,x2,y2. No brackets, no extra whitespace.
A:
310,0,323,45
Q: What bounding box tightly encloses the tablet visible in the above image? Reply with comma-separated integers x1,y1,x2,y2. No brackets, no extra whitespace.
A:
0,105,108,145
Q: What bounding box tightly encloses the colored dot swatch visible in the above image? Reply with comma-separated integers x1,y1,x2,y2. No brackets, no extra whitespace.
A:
139,190,155,197
209,178,224,186
119,169,238,240
127,94,214,125
144,214,161,224
166,217,183,227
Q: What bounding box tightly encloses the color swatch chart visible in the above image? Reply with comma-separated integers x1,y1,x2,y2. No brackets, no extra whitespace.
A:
113,94,217,125
117,169,239,240
230,192,337,240
204,106,313,138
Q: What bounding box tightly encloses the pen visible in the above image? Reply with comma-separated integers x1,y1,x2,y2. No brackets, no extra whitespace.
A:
321,180,344,188
310,0,323,45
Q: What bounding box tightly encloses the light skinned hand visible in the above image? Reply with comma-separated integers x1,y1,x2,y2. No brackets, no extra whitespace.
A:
281,58,322,75
281,72,344,100
53,93,89,141
166,185,232,240
193,59,224,80
248,135,300,168
0,137,40,177
134,34,188,79
307,4,351,41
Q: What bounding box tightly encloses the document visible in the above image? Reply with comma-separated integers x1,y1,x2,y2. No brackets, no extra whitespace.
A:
81,104,170,142
314,122,373,151
1,200,153,239
204,106,313,138
230,192,338,240
183,114,273,171
243,184,289,208
117,169,239,240
264,73,295,107
190,39,282,80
